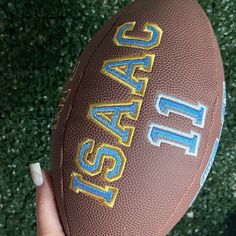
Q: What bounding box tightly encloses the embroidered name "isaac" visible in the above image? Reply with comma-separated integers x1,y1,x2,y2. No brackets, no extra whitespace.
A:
70,22,163,207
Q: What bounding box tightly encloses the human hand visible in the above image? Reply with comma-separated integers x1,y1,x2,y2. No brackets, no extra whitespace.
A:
30,163,65,236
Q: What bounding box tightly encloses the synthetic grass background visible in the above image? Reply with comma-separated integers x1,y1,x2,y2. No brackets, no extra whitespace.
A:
0,0,235,235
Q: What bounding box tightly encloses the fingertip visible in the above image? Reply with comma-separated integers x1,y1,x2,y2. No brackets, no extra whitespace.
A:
31,165,64,235
30,163,43,187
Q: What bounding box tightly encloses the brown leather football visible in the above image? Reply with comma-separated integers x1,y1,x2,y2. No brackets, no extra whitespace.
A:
51,0,226,235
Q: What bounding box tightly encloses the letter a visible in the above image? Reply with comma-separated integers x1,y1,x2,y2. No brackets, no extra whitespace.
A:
101,54,155,97
87,99,142,147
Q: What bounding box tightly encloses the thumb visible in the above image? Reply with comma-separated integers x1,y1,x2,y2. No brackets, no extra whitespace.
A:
30,163,65,236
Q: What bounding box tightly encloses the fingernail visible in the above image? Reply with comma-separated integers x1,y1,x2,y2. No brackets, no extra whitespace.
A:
30,163,43,186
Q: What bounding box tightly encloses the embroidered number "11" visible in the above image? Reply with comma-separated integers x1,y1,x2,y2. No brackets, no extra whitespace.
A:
148,93,207,156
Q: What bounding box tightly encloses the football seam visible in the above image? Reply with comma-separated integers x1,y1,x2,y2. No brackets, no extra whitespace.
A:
158,22,223,234
158,95,220,235
57,3,224,235
61,14,124,236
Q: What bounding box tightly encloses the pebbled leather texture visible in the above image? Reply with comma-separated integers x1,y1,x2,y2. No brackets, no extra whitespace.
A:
51,0,225,235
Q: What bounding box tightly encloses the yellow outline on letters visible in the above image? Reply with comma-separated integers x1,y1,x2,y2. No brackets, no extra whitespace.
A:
113,22,163,50
101,54,155,97
87,99,143,147
75,139,127,183
70,172,119,208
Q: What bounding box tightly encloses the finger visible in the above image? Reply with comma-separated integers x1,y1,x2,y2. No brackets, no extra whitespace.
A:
30,163,65,236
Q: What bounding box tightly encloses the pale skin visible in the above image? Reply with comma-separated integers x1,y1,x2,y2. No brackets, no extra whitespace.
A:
36,170,65,236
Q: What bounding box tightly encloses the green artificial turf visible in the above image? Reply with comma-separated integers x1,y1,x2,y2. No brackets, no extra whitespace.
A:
0,0,235,235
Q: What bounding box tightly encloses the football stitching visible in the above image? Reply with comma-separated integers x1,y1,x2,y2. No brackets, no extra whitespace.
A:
158,21,223,235
158,96,219,235
57,3,224,235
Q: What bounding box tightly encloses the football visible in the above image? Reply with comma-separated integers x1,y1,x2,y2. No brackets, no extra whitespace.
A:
51,0,226,235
